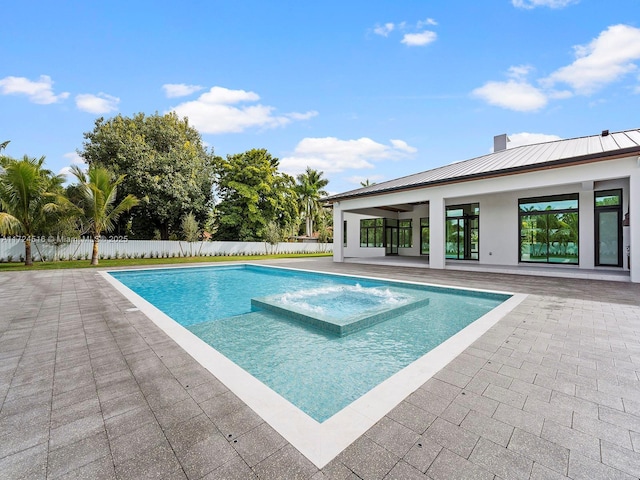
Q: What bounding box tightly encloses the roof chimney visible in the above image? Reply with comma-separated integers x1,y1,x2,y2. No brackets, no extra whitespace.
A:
494,134,510,152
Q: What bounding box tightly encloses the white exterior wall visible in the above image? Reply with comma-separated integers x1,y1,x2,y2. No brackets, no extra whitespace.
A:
333,155,639,282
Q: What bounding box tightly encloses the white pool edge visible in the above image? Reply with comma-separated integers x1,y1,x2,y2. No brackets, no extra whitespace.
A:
100,264,527,468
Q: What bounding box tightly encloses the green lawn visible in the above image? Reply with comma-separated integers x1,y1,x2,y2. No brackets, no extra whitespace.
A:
0,252,332,272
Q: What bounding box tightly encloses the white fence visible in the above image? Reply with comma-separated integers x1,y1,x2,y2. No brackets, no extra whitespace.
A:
0,237,332,262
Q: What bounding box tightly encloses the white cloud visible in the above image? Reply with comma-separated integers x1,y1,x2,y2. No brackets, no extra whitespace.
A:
170,86,316,134
75,93,120,114
512,0,578,8
0,75,69,104
543,24,640,95
63,152,86,165
279,137,417,175
286,111,319,121
472,64,548,111
346,174,385,186
472,80,547,111
162,83,204,98
401,31,437,47
473,25,640,111
417,18,438,27
372,19,438,46
547,89,573,99
507,65,534,80
58,166,73,178
390,139,417,153
63,152,85,165
58,152,87,180
373,23,394,37
200,86,259,104
506,132,562,149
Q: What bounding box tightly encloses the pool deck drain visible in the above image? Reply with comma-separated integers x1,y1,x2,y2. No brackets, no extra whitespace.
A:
2,257,640,479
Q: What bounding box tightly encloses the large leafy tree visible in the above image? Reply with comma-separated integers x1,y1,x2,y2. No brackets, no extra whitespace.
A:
79,112,218,239
213,149,298,241
0,155,65,265
296,167,329,238
71,165,139,265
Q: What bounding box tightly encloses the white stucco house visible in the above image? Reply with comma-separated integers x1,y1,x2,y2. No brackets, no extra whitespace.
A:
326,128,640,283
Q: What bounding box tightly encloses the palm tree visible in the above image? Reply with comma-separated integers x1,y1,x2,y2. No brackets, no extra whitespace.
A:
0,155,64,265
71,165,139,265
296,167,329,238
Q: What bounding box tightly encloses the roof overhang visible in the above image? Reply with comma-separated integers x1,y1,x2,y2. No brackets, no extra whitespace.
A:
324,147,640,204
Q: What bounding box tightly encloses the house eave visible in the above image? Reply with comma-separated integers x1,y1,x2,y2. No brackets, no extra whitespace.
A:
324,147,640,204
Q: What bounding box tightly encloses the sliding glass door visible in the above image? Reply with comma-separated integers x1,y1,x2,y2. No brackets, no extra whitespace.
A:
519,194,578,264
446,204,479,260
595,189,622,267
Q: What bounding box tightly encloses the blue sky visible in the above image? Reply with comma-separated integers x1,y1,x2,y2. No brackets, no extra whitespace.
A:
2,0,640,195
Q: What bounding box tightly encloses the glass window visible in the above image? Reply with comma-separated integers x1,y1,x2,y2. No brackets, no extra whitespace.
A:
398,219,412,248
343,220,347,247
595,189,621,207
595,189,622,266
519,194,578,213
446,203,479,260
446,203,479,218
420,218,429,255
360,218,384,247
519,194,578,264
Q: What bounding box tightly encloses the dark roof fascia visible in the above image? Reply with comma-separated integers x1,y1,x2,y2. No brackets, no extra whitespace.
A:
324,146,640,204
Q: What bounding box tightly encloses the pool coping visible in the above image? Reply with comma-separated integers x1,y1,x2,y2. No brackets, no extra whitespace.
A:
99,263,527,468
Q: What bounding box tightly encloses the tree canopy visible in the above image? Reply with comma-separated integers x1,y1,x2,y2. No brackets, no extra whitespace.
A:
71,165,139,265
79,112,219,239
213,149,298,241
296,167,329,238
0,155,65,265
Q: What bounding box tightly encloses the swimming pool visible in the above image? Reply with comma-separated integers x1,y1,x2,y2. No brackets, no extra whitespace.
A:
103,263,526,467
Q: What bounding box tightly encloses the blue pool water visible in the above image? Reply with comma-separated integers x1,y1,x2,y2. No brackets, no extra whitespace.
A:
110,265,509,422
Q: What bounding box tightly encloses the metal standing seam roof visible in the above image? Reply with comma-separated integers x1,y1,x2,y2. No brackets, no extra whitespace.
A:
325,128,640,202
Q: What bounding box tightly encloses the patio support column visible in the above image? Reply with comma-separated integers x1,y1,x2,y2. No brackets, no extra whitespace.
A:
333,203,344,262
429,196,446,269
630,169,640,283
579,188,595,269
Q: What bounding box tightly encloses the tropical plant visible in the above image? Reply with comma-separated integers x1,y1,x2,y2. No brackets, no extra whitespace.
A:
213,149,297,241
316,207,333,243
71,165,139,265
79,112,219,239
0,155,65,266
263,220,282,254
296,167,329,238
181,212,200,242
360,179,375,187
181,212,201,256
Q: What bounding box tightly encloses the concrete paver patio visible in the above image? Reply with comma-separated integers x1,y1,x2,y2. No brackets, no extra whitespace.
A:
1,257,640,479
